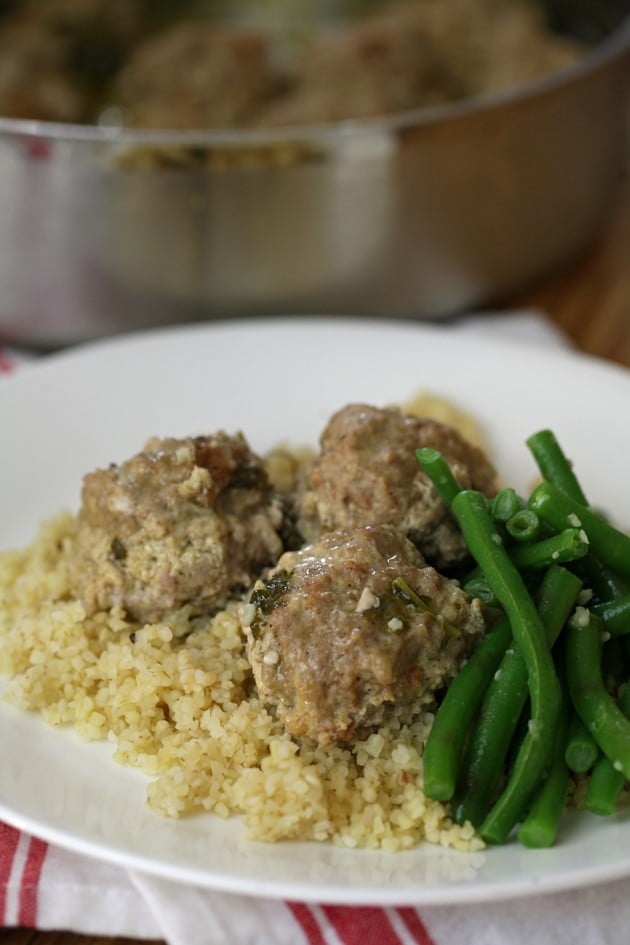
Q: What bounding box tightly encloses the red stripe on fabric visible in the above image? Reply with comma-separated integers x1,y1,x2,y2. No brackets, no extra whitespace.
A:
17,836,48,927
322,905,403,945
286,902,329,945
0,349,15,374
397,907,438,945
0,822,21,921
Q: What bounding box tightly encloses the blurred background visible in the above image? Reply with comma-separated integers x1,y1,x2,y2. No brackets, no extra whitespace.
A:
0,0,627,348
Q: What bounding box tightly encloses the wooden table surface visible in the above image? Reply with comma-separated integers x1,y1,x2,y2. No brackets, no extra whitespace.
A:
0,172,628,945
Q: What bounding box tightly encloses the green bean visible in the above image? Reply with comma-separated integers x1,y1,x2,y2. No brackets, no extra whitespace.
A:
452,565,581,829
585,753,625,817
526,428,629,607
529,482,630,577
451,654,523,828
462,574,500,607
602,637,627,694
564,712,599,774
526,429,588,505
509,528,589,571
505,510,545,543
619,682,630,718
491,488,525,523
449,491,563,844
585,674,630,816
462,529,588,584
571,557,630,605
592,594,630,637
566,610,630,779
416,447,461,507
422,616,513,801
518,691,570,848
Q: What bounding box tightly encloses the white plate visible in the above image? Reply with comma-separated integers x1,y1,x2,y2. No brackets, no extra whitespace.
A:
1,317,629,906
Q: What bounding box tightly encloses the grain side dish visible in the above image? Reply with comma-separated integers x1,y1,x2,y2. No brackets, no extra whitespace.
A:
0,394,490,853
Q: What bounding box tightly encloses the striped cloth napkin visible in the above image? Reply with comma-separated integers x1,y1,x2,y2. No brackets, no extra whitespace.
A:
2,316,630,945
4,817,630,945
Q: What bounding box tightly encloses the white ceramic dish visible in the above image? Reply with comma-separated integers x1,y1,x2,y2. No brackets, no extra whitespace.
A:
0,318,629,905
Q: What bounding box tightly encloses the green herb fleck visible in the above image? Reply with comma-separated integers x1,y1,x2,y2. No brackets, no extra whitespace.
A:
249,569,291,639
392,576,460,637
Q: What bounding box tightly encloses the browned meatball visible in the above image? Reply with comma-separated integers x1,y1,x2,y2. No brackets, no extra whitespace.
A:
243,524,486,746
0,0,146,123
297,403,498,570
0,21,84,122
254,3,467,129
70,432,286,623
255,0,585,128
111,22,287,130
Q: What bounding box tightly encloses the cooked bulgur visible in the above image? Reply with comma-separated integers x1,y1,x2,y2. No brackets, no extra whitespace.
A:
0,510,483,852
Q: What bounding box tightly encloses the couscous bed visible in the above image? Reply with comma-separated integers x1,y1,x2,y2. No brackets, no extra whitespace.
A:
0,393,487,854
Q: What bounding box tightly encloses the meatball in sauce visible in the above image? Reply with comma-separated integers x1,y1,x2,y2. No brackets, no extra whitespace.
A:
243,524,486,747
70,432,287,623
298,403,498,570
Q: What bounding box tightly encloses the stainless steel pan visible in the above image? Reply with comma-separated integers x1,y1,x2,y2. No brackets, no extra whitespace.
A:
0,2,628,346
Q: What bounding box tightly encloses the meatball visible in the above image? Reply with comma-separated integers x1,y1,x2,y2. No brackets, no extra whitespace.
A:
254,3,468,129
0,0,146,123
255,0,585,128
70,432,286,623
243,524,486,746
297,403,498,570
111,22,287,130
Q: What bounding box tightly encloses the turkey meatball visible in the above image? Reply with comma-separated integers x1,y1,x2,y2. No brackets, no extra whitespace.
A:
70,432,286,623
297,403,498,569
243,523,486,746
111,22,287,130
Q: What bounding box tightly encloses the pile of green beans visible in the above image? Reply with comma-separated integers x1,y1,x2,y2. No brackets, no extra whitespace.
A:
416,429,630,849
